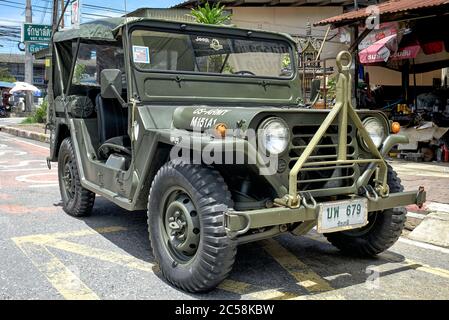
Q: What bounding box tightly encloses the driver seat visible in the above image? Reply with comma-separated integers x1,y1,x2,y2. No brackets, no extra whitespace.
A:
96,94,131,159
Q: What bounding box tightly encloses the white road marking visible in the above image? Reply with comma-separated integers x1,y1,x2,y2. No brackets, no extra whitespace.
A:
398,237,449,254
29,184,59,188
406,212,426,220
0,168,51,172
0,150,27,156
0,160,47,169
11,137,49,150
0,131,49,150
16,172,57,184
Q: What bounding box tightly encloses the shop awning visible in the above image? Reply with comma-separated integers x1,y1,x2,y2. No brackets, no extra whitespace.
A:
359,34,398,64
315,0,449,28
0,81,14,88
359,34,421,64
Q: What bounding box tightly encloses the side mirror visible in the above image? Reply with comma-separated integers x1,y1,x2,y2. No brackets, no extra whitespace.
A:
100,69,127,108
101,69,123,99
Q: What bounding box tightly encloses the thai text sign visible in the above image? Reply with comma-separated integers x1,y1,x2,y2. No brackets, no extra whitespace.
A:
28,43,49,54
22,24,52,42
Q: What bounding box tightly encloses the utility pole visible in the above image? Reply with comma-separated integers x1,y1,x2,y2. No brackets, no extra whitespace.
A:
24,0,33,112
47,0,59,119
60,0,65,29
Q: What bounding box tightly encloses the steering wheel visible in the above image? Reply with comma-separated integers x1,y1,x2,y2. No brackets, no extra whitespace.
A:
233,70,256,76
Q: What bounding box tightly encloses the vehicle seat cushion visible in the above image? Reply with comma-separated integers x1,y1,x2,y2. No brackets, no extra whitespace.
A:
96,94,128,144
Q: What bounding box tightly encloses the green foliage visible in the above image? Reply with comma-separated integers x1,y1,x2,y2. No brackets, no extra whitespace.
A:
190,1,231,25
282,54,291,69
0,67,16,83
21,99,48,124
21,117,35,124
73,64,86,84
326,74,337,99
34,99,48,123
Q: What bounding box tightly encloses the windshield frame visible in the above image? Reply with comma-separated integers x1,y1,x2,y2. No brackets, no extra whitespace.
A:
127,25,297,81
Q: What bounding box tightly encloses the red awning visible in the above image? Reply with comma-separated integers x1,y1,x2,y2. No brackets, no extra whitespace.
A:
359,35,422,65
315,0,449,27
391,44,421,60
359,34,398,64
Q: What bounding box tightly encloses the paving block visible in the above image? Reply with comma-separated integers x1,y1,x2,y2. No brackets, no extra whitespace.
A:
408,212,449,248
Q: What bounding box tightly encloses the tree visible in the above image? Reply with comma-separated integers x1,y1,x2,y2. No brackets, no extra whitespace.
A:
190,1,231,25
0,67,16,83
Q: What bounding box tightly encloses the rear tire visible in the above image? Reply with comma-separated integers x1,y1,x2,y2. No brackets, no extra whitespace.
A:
324,165,406,257
148,161,236,292
58,137,95,217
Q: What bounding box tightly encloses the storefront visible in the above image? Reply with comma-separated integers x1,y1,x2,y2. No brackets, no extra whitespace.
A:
315,0,449,163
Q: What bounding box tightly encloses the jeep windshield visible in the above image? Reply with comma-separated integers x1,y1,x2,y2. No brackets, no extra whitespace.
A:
130,29,294,79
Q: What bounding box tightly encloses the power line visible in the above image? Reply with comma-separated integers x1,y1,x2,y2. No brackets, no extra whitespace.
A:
39,0,50,23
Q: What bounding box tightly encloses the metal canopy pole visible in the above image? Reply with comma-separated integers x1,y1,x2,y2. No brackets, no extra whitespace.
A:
24,0,33,112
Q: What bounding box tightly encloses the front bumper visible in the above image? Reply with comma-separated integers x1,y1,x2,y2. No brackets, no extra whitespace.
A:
224,188,426,236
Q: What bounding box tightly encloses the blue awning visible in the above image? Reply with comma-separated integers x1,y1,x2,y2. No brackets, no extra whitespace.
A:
0,81,14,88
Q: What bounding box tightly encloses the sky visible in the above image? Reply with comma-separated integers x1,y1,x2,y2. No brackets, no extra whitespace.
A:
0,0,183,53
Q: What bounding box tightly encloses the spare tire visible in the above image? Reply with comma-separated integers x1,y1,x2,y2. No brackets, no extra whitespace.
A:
68,95,94,118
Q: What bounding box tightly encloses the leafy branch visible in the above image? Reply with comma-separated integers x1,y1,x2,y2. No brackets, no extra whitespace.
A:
189,1,231,25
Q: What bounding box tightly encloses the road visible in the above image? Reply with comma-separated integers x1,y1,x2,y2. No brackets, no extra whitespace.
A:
0,131,449,300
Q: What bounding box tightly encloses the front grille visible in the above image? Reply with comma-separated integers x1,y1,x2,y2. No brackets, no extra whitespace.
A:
288,124,359,197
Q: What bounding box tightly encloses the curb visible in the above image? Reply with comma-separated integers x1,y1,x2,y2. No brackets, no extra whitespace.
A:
408,212,449,248
0,125,50,144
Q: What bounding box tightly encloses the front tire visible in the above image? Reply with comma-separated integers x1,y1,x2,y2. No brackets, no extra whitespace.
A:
58,137,95,217
325,165,406,257
148,162,236,292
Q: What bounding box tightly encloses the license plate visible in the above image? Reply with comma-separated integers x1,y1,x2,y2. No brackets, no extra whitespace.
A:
317,198,368,233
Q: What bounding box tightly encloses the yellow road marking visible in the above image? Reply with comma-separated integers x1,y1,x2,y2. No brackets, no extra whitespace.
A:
13,227,154,273
11,226,399,301
218,279,251,293
261,239,336,294
306,233,449,281
13,226,127,242
404,259,449,279
43,238,154,272
218,279,299,300
11,226,130,300
13,241,99,300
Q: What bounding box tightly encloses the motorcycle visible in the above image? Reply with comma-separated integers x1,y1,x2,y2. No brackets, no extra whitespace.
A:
0,105,6,118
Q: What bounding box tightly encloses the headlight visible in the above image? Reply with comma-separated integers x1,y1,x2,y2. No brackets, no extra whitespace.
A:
259,117,290,155
360,117,386,149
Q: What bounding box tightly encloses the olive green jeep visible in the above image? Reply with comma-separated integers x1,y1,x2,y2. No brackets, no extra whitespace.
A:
47,16,426,293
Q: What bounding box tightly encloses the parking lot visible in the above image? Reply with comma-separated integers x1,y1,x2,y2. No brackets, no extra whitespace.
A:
1,131,449,300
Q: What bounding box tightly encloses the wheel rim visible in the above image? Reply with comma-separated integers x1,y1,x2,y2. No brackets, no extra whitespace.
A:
61,155,75,202
161,188,200,264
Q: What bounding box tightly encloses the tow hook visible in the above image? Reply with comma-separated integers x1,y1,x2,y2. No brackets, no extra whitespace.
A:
300,192,317,210
360,185,379,202
416,186,426,208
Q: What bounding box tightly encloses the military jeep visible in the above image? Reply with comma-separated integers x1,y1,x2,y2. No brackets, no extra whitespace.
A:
47,16,426,293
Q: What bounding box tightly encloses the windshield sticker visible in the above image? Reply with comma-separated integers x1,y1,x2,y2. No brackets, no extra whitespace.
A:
194,36,210,44
210,39,223,51
132,46,150,64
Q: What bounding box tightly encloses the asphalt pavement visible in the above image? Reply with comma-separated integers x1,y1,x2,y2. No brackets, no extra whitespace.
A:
0,131,448,300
